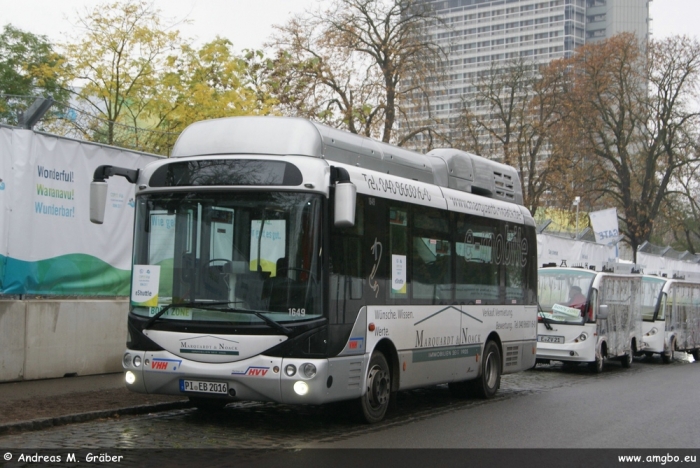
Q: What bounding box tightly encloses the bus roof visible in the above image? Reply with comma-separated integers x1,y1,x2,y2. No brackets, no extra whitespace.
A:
171,116,524,207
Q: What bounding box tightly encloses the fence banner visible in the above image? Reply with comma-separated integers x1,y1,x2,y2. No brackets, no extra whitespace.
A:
0,127,159,296
0,128,11,288
589,208,620,245
537,234,617,269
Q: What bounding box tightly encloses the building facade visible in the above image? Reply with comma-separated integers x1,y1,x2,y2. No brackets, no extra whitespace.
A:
408,0,650,148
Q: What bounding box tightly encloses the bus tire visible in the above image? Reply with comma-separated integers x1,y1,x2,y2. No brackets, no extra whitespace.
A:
359,352,391,424
662,337,675,364
188,397,228,412
589,354,604,373
469,340,501,399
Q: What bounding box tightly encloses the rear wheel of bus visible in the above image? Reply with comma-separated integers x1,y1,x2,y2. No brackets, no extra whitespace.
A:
468,340,501,398
359,352,391,424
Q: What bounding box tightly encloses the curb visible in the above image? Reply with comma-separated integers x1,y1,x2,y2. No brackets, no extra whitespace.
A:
0,400,191,436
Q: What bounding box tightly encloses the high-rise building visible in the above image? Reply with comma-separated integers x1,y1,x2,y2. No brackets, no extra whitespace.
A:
408,0,650,148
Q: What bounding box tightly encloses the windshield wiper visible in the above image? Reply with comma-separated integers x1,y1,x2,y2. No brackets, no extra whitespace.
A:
537,304,553,331
209,306,293,334
141,301,292,334
142,301,233,330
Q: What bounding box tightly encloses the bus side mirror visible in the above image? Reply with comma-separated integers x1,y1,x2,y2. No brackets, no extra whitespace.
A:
597,304,609,320
334,181,356,228
90,165,139,224
90,181,108,224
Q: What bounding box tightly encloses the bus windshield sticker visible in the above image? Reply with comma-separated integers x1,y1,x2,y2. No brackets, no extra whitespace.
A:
131,265,160,307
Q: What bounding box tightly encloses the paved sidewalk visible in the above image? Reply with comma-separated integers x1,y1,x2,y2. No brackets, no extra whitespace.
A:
0,373,189,435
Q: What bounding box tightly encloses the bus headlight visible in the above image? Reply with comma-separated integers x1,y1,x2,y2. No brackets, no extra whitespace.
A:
301,363,317,379
125,371,136,385
647,327,658,336
122,353,131,367
285,364,297,376
293,381,309,396
133,355,142,367
577,332,588,342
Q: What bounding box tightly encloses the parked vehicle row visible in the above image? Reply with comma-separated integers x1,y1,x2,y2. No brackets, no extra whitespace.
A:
536,265,700,372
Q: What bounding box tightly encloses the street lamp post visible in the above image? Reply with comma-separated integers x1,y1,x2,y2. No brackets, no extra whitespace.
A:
573,196,580,238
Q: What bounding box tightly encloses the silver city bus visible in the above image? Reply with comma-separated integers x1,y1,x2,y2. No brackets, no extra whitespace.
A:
90,116,538,423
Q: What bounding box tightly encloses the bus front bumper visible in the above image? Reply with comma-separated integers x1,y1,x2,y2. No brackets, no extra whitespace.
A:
121,349,336,405
536,340,596,363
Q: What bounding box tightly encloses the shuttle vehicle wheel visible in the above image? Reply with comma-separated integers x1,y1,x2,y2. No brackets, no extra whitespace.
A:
662,337,676,364
620,352,632,368
589,354,604,373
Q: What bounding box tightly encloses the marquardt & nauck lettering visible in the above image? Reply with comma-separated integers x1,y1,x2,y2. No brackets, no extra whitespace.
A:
415,328,481,347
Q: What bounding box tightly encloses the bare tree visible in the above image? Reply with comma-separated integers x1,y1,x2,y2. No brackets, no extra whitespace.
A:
549,34,700,261
455,59,568,215
267,0,447,144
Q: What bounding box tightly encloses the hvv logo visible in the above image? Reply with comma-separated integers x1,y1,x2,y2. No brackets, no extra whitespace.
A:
232,366,270,377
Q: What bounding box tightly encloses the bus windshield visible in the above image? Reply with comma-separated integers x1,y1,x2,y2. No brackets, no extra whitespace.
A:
538,268,596,324
641,276,666,321
131,191,323,324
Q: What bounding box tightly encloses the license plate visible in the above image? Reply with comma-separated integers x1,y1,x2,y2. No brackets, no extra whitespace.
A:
538,335,565,344
179,379,228,394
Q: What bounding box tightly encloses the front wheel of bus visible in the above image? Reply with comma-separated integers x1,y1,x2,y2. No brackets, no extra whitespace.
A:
359,352,391,424
470,340,501,399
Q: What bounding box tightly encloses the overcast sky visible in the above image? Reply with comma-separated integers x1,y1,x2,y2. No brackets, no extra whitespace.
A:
0,0,697,53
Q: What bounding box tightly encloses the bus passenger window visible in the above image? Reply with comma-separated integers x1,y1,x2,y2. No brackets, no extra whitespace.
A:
505,225,525,303
455,217,499,304
412,208,451,303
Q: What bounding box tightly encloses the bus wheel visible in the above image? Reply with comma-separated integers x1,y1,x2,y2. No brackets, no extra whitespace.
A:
589,354,604,373
359,352,391,424
662,338,675,364
621,352,632,368
469,340,501,399
188,397,228,412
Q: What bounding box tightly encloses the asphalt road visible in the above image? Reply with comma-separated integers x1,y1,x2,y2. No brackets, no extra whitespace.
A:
0,354,696,450
304,359,700,448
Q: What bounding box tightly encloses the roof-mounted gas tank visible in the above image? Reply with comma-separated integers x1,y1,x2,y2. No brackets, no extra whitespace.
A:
170,116,525,206
427,148,523,205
